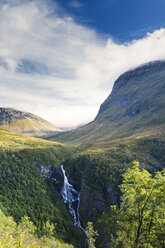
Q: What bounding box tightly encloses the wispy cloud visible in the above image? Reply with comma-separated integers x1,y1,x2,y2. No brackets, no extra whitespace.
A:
0,0,165,128
69,1,84,9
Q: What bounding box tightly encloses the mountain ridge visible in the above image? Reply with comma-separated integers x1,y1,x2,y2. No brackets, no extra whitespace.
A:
96,60,165,118
49,60,165,144
0,107,60,137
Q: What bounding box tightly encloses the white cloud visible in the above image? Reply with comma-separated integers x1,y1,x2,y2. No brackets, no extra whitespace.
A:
0,0,165,128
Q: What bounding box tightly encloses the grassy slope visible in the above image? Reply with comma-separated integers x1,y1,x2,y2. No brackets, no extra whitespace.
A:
0,128,62,149
0,128,83,247
6,118,60,134
0,107,60,137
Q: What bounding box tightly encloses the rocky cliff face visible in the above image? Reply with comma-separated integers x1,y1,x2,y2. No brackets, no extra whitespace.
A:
96,60,165,121
0,107,60,136
51,60,165,144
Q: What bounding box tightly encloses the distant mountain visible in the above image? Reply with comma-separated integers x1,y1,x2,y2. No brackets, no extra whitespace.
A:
50,60,165,144
0,107,60,136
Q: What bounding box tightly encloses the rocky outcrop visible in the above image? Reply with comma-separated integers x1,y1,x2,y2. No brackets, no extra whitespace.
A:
80,180,119,220
35,161,64,185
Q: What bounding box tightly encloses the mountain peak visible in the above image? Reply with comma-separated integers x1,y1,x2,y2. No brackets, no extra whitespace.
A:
50,60,165,144
0,107,60,136
96,60,165,118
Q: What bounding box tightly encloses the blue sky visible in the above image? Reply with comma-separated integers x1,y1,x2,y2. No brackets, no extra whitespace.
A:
1,0,165,128
56,0,165,41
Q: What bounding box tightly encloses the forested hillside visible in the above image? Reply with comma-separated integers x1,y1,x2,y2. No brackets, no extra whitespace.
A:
0,128,83,247
0,126,165,247
0,208,73,248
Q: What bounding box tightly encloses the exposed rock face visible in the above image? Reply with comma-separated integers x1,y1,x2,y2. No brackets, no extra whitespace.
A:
79,180,120,220
96,61,165,120
35,162,64,184
0,107,60,136
51,60,165,144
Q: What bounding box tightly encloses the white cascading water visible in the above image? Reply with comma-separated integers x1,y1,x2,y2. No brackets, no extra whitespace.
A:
60,165,86,233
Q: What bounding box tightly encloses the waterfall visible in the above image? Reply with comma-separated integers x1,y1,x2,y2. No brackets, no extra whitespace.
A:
60,165,86,232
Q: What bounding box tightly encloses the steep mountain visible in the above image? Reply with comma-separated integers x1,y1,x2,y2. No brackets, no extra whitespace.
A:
0,107,60,136
50,60,165,144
